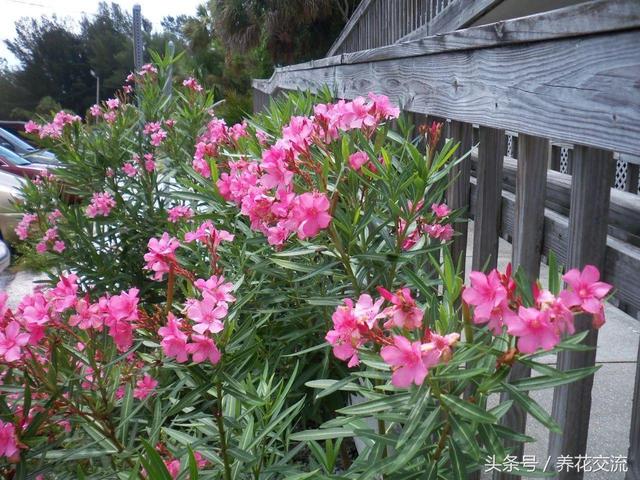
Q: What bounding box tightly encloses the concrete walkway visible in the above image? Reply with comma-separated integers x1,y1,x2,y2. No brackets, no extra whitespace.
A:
466,223,639,479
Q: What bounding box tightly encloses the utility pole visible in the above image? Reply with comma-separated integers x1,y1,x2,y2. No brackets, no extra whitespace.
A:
132,4,143,70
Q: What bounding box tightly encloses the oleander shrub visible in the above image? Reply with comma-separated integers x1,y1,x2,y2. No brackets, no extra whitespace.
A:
2,68,613,479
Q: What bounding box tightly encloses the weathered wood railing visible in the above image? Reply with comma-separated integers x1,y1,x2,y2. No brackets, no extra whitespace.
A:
253,1,640,479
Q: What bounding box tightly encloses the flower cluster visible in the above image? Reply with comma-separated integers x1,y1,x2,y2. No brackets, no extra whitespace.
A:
206,94,399,247
143,121,168,147
399,201,454,250
182,76,203,92
24,111,81,139
462,265,611,354
85,191,116,218
326,287,459,387
145,444,209,479
15,213,38,241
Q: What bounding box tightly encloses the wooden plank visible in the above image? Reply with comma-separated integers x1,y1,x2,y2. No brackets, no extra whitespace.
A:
254,15,640,155
327,0,375,56
472,127,504,271
547,147,616,480
496,135,549,480
446,121,473,277
627,344,640,480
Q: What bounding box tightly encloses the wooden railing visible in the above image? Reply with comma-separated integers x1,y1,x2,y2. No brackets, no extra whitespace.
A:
253,1,640,479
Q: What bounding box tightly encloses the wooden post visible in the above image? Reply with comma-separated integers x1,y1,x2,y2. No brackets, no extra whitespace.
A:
627,342,640,480
446,121,473,277
547,147,615,480
472,127,505,272
495,134,550,480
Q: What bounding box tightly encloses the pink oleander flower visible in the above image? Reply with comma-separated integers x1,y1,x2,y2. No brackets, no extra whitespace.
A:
89,104,102,117
143,153,156,172
106,98,120,110
229,121,248,141
186,334,221,364
260,146,294,188
24,120,39,134
123,84,133,94
348,151,369,171
194,276,235,305
15,213,37,240
158,314,189,363
69,297,103,330
186,295,227,335
352,293,385,329
150,129,167,147
139,63,158,76
182,77,203,92
507,306,560,354
423,223,454,241
462,270,517,334
48,273,78,313
109,317,134,352
560,265,611,328
143,233,180,281
291,192,331,240
48,209,62,223
165,119,176,128
256,129,269,146
0,420,19,459
133,374,158,400
534,287,575,335
165,459,181,479
421,332,460,366
107,288,139,323
122,163,137,177
86,192,116,218
167,205,194,223
381,336,428,388
431,203,451,218
35,241,47,254
0,322,30,362
103,110,117,124
367,92,400,120
184,221,234,246
143,122,162,135
325,299,364,368
53,240,65,253
377,287,423,330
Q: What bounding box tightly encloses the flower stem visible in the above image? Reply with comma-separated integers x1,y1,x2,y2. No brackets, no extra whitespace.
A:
215,381,232,480
165,264,175,315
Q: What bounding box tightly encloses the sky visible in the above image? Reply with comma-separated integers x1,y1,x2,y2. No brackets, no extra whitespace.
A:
0,0,204,67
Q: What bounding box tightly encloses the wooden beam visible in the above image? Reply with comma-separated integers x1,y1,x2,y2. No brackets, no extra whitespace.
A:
547,147,616,480
253,1,640,155
496,135,549,480
472,127,504,271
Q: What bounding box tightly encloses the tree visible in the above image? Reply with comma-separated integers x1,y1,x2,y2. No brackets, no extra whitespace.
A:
5,16,94,115
212,0,359,65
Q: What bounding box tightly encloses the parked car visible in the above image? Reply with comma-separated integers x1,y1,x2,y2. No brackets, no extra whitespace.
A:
0,170,25,244
0,240,10,272
0,145,48,180
0,127,60,166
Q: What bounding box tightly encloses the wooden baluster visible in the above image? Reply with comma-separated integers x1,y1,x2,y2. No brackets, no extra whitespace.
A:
548,146,615,480
495,134,550,480
472,127,505,272
446,121,473,279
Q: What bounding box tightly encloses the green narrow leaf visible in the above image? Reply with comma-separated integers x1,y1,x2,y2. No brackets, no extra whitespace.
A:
290,427,355,441
140,440,173,480
501,382,561,433
441,395,497,424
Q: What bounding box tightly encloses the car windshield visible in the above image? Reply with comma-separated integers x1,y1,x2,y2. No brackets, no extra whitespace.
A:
0,128,36,152
0,145,32,166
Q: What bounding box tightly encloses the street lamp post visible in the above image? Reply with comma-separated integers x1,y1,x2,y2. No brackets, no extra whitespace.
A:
90,69,100,105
